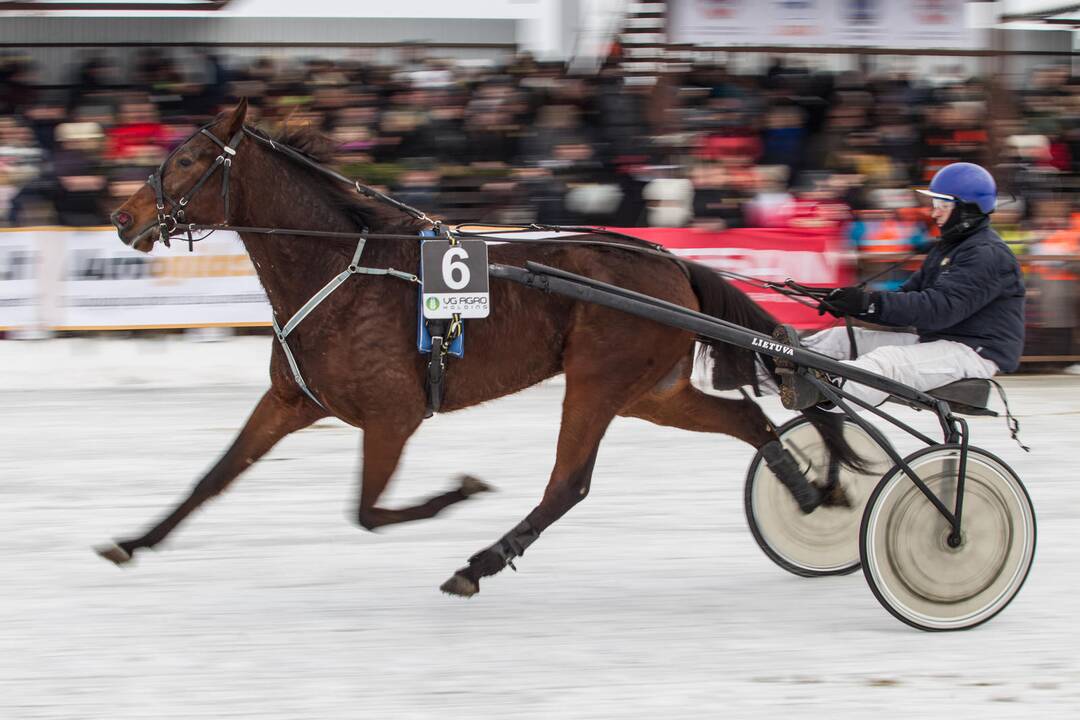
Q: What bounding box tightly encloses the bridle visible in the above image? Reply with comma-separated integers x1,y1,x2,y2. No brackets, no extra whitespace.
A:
135,122,246,249
131,119,445,251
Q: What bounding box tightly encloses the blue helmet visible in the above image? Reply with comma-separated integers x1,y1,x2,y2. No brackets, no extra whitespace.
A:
916,162,997,214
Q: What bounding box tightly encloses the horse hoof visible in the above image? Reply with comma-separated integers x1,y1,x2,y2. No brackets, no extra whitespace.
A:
94,543,132,566
820,482,853,508
440,572,479,597
458,475,495,497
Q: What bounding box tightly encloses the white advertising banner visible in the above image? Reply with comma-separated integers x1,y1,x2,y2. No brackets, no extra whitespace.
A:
769,0,828,43
0,227,273,332
0,229,39,331
898,0,971,51
57,228,272,330
668,0,976,50
668,0,766,46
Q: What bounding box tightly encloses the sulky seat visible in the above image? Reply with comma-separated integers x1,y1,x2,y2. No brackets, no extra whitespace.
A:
925,379,997,417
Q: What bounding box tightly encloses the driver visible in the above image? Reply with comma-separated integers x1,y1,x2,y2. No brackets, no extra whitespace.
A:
776,162,1025,410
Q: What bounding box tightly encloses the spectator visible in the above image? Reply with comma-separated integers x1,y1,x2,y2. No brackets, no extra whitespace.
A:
51,121,106,226
392,164,442,216
0,49,1077,368
0,116,44,225
105,101,167,161
1029,209,1080,357
690,162,746,230
642,177,693,228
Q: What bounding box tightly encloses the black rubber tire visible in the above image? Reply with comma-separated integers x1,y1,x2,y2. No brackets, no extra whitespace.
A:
745,416,889,577
859,444,1036,632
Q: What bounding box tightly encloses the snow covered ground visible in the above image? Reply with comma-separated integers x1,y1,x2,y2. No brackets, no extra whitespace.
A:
1,338,1078,718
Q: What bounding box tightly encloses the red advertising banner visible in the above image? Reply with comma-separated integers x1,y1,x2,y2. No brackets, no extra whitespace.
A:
614,227,856,330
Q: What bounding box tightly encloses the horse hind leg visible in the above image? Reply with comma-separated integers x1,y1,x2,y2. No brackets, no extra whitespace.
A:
440,372,619,598
441,429,603,598
622,378,825,511
621,377,777,447
95,388,325,565
355,424,494,531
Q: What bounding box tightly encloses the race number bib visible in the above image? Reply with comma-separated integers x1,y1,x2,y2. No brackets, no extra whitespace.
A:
420,239,490,319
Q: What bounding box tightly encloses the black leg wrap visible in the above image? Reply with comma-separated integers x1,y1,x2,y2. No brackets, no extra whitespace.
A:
468,520,540,573
760,440,823,514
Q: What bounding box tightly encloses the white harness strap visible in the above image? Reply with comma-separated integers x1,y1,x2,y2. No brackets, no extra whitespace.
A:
270,236,420,409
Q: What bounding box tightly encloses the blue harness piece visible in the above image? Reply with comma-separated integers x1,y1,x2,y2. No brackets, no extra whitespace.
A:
417,229,464,357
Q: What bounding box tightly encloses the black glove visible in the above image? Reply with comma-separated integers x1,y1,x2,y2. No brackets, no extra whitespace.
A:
818,286,880,318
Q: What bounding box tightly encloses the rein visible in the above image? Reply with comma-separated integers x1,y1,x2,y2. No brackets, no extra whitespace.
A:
240,125,434,224
139,119,851,409
182,221,681,259
142,118,915,312
136,120,703,410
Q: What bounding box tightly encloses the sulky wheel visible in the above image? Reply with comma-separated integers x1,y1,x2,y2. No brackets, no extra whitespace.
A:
860,445,1036,631
745,416,892,577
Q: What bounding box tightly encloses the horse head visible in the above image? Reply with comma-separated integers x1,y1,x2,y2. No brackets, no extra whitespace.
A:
111,99,249,253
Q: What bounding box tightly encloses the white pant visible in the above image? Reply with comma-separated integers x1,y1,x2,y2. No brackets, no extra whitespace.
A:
800,327,999,407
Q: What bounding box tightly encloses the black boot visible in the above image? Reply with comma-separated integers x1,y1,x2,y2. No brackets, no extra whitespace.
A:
772,324,826,410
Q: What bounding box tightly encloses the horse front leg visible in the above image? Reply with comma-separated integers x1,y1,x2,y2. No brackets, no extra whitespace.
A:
95,388,325,565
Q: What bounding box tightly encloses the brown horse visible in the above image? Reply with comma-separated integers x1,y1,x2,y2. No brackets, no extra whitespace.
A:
102,101,853,596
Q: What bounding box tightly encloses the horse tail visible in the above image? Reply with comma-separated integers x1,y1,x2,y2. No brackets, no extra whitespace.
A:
683,260,866,471
683,260,776,392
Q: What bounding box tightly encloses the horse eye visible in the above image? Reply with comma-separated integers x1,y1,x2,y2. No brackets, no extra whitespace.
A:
178,157,193,168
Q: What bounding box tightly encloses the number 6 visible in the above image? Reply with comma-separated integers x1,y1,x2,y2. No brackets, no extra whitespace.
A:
442,246,470,290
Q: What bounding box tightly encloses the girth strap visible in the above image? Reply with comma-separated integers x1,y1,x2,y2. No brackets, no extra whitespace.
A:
272,315,324,409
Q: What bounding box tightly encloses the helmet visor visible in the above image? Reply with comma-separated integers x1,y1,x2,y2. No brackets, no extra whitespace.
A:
915,188,957,210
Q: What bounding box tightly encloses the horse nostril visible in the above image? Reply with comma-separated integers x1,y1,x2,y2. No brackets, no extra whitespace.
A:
113,211,132,229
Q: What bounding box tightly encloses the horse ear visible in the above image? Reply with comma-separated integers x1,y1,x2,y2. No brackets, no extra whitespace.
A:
224,98,248,138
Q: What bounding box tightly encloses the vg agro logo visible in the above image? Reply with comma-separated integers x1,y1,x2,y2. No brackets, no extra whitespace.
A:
426,297,440,311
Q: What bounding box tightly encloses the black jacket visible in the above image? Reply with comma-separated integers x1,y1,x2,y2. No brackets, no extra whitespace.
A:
876,222,1026,372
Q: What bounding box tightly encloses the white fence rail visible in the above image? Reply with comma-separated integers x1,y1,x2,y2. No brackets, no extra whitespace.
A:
0,227,271,332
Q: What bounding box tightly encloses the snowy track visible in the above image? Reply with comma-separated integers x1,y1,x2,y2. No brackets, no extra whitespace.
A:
2,364,1079,718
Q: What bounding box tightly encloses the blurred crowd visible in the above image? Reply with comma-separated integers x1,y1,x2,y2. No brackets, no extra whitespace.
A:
1,50,1079,359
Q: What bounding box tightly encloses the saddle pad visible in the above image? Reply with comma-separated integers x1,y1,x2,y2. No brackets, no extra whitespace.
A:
928,379,997,416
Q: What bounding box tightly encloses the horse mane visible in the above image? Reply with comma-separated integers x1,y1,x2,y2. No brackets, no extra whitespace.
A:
257,122,429,235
